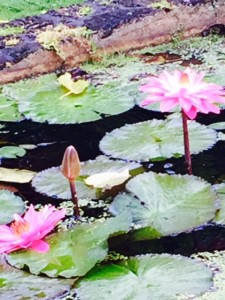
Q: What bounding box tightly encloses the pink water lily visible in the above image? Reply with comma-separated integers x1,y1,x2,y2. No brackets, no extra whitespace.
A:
139,68,225,175
139,68,225,119
0,204,65,254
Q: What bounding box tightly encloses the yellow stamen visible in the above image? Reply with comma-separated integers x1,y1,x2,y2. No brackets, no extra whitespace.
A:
179,73,190,86
11,219,30,236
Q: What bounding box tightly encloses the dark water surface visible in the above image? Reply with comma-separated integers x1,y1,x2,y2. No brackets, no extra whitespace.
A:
2,106,225,257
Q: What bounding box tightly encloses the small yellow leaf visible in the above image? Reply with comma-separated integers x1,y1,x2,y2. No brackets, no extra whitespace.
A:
58,73,89,99
0,168,36,183
5,38,20,46
84,169,130,189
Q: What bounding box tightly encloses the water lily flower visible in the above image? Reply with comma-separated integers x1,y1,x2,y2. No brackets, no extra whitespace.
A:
139,68,225,119
0,204,65,254
61,145,81,217
139,68,225,174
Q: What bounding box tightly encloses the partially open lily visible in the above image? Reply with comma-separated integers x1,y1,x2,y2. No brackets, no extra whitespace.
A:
0,204,65,254
140,68,225,174
60,145,81,217
85,169,130,189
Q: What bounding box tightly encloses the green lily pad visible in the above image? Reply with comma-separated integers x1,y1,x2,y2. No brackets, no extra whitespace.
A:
32,156,140,200
0,190,25,225
110,172,216,237
0,256,73,299
213,183,225,225
3,74,135,124
100,118,217,162
0,146,26,159
75,254,213,300
7,214,132,278
208,122,225,130
0,94,22,122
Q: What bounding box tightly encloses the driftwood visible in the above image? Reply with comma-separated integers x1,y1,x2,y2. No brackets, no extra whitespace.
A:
0,0,224,84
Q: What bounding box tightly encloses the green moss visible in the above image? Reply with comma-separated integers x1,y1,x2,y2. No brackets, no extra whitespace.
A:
0,25,24,36
0,0,85,21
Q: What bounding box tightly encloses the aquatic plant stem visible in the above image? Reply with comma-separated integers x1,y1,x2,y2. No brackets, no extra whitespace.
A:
182,109,192,175
69,180,80,217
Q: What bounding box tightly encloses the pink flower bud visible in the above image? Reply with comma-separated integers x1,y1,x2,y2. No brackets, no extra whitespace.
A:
60,145,81,181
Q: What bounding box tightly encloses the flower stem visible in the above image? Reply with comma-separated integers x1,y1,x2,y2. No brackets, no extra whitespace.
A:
69,180,80,217
182,109,192,175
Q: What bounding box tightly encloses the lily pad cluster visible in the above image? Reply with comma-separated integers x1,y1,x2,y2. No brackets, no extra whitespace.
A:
2,73,136,124
2,32,225,300
2,150,224,298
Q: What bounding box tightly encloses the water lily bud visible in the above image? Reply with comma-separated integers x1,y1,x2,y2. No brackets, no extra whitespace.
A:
60,146,81,181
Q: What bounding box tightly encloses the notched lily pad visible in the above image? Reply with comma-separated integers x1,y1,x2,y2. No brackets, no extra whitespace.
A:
0,146,26,159
75,254,213,300
0,167,36,183
3,73,135,124
213,183,225,225
0,94,23,122
110,172,216,237
0,190,25,225
7,214,132,278
208,122,225,130
32,155,140,200
0,256,73,299
100,118,217,162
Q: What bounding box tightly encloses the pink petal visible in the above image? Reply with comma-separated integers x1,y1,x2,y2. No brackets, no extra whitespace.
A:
185,106,198,119
160,99,178,112
30,240,50,253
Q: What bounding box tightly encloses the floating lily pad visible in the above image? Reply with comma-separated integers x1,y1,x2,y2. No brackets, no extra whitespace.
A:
0,190,25,225
0,146,26,159
0,94,22,122
213,183,225,225
100,118,217,162
208,122,225,130
7,214,132,278
110,172,216,237
0,256,73,300
32,166,97,200
3,74,135,124
32,156,140,200
0,167,36,183
75,254,213,300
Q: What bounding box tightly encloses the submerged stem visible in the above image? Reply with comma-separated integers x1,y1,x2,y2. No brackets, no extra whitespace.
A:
181,110,192,175
69,180,80,217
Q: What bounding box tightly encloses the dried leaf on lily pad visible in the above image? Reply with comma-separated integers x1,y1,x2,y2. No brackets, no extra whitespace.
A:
75,254,213,300
110,172,216,238
32,156,140,200
100,118,217,162
58,72,89,98
7,214,132,278
0,167,36,183
213,183,225,225
0,190,25,225
3,74,135,124
0,146,26,159
0,256,73,300
84,169,130,189
0,94,23,122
